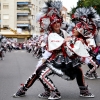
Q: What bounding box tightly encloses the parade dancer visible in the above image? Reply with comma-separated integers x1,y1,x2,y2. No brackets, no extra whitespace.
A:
70,7,100,79
12,0,57,98
0,35,7,60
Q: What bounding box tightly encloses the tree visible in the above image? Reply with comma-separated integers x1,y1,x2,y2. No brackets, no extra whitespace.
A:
70,0,100,15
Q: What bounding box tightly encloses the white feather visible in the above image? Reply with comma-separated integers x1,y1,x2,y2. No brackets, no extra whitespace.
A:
36,12,45,22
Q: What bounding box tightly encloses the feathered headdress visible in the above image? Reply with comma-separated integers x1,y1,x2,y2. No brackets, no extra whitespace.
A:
41,0,62,18
36,0,63,30
72,7,100,38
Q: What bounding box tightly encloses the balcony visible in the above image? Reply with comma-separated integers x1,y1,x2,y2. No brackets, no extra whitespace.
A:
17,23,31,35
17,2,30,13
17,15,30,24
17,2,30,7
17,13,28,18
17,13,29,15
17,23,30,27
17,7,29,10
17,14,30,24
17,19,30,23
17,9,30,13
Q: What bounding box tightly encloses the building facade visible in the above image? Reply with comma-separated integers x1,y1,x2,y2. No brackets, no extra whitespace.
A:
0,0,69,42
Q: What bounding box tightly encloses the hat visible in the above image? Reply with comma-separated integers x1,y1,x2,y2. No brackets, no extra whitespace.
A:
75,21,96,38
72,7,98,38
36,0,63,30
50,14,62,26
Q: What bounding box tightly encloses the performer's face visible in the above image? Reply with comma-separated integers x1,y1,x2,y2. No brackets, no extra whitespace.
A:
73,28,79,36
52,21,61,33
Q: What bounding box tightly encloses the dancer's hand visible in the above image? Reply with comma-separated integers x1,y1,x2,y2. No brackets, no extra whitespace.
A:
64,37,71,42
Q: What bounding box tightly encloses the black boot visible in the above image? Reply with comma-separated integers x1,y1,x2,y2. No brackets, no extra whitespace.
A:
13,86,27,98
79,86,94,98
84,70,95,79
48,89,61,100
38,88,50,99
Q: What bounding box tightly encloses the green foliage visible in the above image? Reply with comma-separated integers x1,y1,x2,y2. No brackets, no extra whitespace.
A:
70,0,100,15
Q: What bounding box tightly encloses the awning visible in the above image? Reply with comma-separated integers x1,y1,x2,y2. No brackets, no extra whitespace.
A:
17,2,29,5
17,24,30,27
17,13,28,15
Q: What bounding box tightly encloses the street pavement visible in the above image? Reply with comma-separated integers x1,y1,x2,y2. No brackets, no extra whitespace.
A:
0,50,100,100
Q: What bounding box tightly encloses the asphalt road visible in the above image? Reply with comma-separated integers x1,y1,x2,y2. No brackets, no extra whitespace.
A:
0,50,100,100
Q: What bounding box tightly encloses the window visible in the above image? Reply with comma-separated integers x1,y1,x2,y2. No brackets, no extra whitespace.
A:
3,14,9,19
32,15,35,20
3,3,9,9
17,2,30,10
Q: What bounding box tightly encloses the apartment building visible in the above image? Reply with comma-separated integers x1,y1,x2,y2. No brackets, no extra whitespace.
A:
0,0,45,42
0,0,68,42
